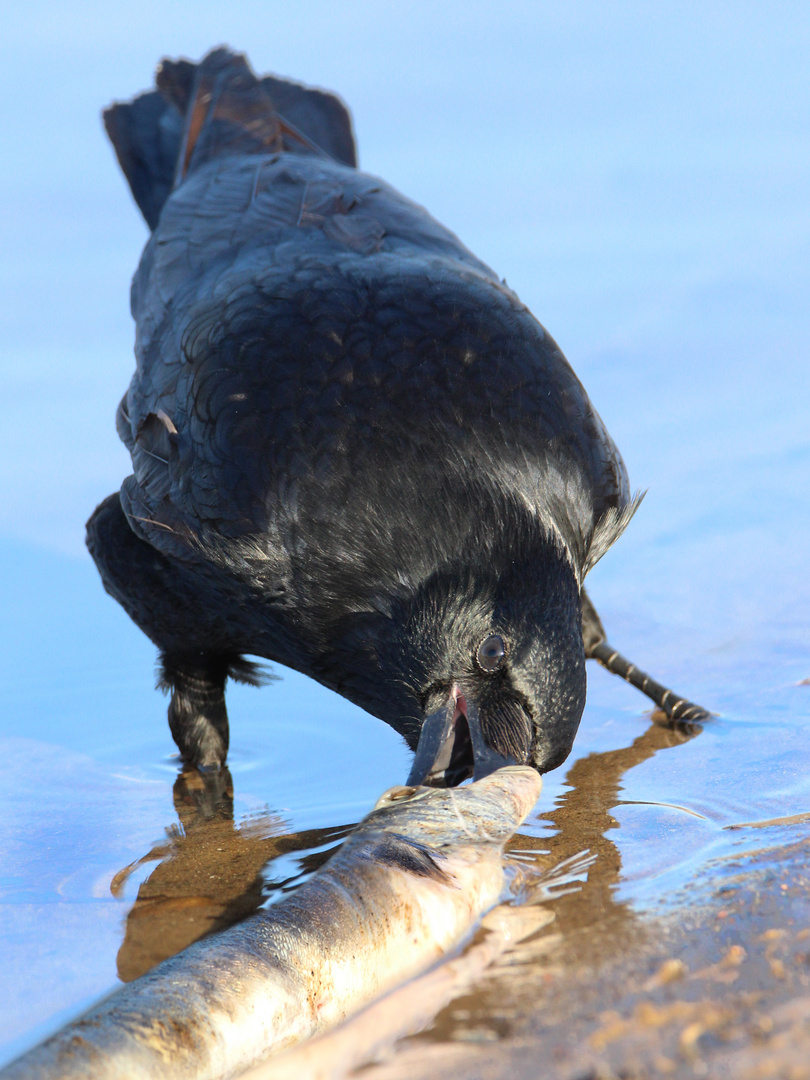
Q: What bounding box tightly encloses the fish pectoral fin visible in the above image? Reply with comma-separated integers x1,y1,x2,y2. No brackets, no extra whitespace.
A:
359,833,455,886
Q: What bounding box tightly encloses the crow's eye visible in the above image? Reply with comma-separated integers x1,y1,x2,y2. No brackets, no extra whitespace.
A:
477,634,506,672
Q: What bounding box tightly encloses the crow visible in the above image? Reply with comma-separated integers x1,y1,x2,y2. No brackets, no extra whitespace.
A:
87,48,707,786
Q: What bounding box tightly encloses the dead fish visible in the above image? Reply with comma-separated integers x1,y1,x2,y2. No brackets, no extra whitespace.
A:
243,852,597,1080
1,766,541,1080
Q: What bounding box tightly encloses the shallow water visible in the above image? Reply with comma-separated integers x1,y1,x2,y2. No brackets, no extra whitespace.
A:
0,2,808,1071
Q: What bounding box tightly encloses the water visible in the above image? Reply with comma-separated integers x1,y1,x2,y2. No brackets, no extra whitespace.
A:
0,1,808,1070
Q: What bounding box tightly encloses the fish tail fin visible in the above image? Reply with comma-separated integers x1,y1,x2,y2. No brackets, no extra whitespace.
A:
103,46,357,230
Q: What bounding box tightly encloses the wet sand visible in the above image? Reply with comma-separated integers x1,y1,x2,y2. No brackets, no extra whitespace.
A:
361,833,810,1080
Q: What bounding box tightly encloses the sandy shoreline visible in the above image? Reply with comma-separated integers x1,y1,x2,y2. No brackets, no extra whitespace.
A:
360,829,810,1079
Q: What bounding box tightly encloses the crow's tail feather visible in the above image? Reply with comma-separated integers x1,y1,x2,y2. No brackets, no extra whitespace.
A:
103,47,357,229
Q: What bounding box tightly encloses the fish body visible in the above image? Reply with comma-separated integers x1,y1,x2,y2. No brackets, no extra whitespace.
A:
1,767,541,1080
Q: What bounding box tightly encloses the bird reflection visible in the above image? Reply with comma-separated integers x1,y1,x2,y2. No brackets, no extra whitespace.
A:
111,767,350,982
424,712,703,1040
515,711,701,947
112,712,700,990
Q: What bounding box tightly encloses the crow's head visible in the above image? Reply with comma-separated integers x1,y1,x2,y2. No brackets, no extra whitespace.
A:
397,537,585,785
320,517,586,787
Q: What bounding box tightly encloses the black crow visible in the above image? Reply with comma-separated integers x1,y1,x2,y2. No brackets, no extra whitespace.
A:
87,49,707,784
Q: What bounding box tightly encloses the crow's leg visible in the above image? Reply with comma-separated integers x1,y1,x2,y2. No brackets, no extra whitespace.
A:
159,653,231,768
581,588,710,723
86,492,263,768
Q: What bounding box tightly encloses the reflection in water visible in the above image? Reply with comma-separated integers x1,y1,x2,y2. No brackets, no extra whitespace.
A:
520,712,701,946
112,714,700,996
425,713,703,1040
112,768,350,982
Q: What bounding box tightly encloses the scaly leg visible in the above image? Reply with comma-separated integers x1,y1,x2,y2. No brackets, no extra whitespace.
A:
581,588,710,723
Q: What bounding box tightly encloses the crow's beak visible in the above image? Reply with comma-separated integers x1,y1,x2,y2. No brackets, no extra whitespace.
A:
406,684,517,787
